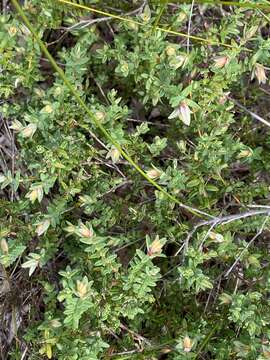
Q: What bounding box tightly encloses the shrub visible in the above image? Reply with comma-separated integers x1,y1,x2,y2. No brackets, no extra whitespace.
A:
1,0,270,359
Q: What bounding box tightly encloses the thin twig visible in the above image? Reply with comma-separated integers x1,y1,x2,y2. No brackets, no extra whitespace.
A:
187,0,195,53
247,204,270,209
20,346,28,360
3,119,16,202
90,72,109,105
259,87,270,96
74,120,109,151
199,221,217,251
126,117,169,127
120,323,151,346
230,97,270,129
224,216,269,278
233,276,240,294
115,238,143,252
218,209,269,226
64,0,147,31
175,209,270,256
40,57,65,66
204,276,222,314
99,180,133,197
65,16,110,31
93,157,126,178
204,288,214,314
108,349,140,357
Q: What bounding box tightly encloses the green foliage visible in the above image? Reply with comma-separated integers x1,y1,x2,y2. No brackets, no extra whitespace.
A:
1,1,270,359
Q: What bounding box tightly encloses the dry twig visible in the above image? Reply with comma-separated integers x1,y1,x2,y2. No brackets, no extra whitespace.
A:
175,208,270,256
230,97,270,128
187,0,195,53
224,216,269,277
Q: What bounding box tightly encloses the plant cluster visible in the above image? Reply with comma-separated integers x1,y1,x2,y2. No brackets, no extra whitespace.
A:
1,0,270,359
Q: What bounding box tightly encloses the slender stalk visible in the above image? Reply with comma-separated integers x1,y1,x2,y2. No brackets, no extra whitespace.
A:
186,0,270,10
57,0,241,50
153,0,168,30
10,0,211,219
194,322,220,359
187,0,195,53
